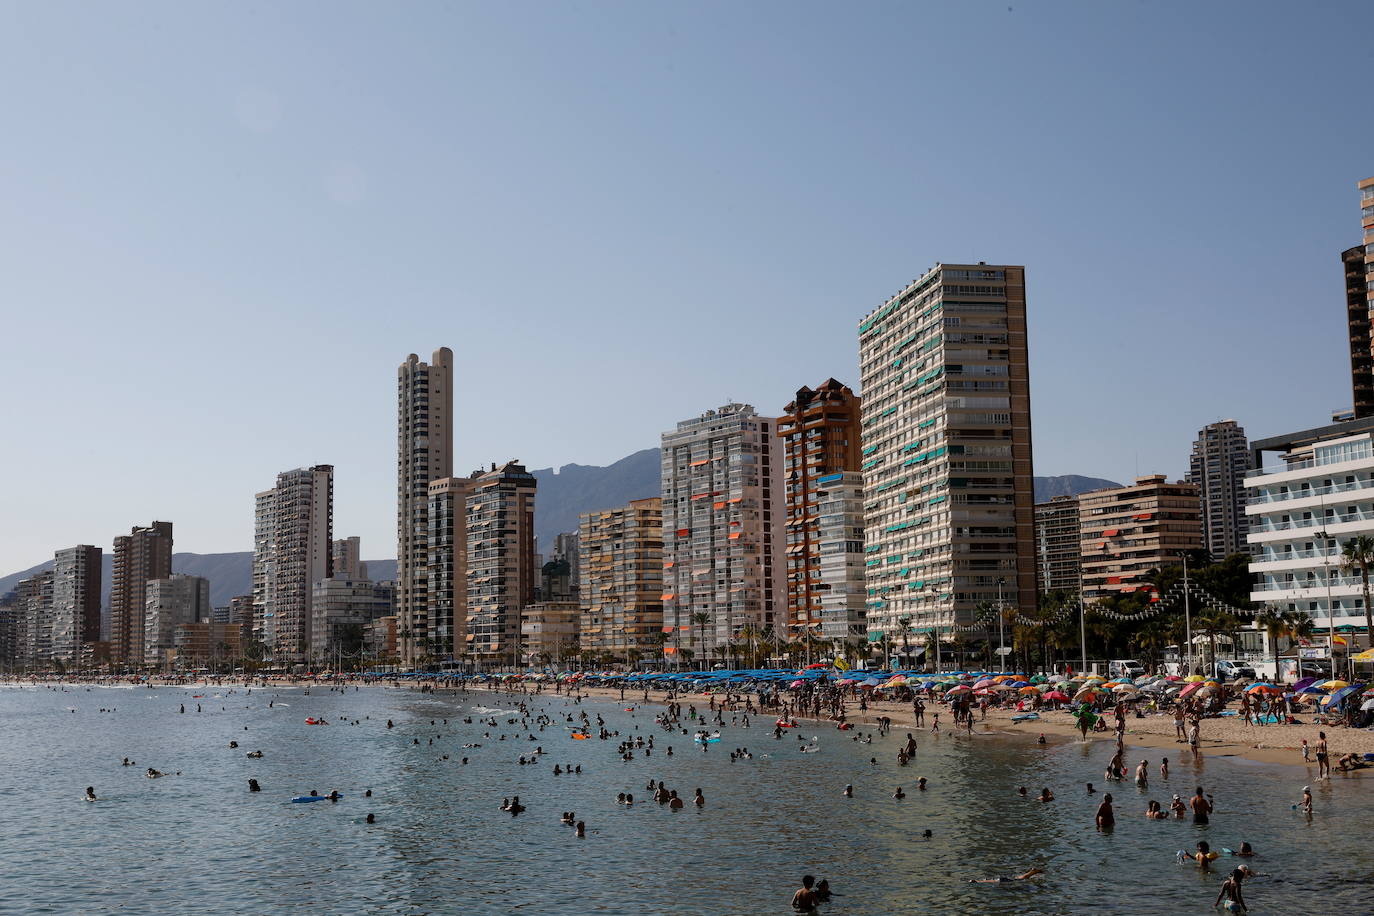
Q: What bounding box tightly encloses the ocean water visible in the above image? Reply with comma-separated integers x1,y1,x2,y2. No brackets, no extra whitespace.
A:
1,684,1372,915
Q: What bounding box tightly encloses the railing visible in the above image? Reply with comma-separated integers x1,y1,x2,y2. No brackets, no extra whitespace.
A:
1253,575,1368,592
1247,458,1316,478
1247,479,1374,505
1253,548,1341,563
1251,510,1374,532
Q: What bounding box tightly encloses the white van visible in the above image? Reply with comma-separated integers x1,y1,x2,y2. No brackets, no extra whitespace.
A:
1108,659,1145,679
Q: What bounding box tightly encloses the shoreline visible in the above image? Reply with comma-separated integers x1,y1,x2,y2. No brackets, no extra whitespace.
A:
9,675,1365,772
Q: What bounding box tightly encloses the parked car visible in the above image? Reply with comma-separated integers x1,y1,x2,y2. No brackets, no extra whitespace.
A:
1214,659,1257,680
1298,661,1330,678
1108,659,1145,679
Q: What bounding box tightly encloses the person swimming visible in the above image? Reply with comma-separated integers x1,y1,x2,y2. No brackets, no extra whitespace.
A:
1038,788,1054,803
893,786,906,799
84,786,97,802
843,784,854,797
970,868,1044,884
248,779,261,792
365,813,375,824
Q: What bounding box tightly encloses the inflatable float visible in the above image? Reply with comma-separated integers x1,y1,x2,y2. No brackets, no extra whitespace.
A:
305,718,328,725
291,795,339,803
1011,713,1040,722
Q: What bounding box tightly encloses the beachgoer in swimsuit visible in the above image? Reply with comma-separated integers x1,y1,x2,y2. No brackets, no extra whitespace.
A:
1190,787,1212,825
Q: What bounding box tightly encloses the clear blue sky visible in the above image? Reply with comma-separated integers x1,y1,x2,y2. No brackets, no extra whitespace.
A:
2,1,1370,570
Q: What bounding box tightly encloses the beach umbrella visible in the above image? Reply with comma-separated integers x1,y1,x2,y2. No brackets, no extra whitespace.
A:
1030,675,1048,684
1113,683,1139,694
1246,683,1283,695
1354,648,1374,662
1044,690,1070,702
973,678,995,689
1184,675,1205,683
947,684,972,694
1018,685,1039,694
1179,683,1202,698
1322,680,1350,690
1361,697,1374,711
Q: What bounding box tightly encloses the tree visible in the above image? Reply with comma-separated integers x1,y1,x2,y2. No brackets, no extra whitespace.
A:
691,612,710,662
1341,535,1374,650
1194,609,1240,674
1254,607,1291,673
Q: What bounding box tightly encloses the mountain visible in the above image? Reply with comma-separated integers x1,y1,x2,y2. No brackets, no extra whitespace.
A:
531,447,662,549
0,552,398,612
1033,474,1122,502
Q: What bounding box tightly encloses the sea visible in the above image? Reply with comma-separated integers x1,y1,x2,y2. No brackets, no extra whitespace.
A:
1,683,1371,915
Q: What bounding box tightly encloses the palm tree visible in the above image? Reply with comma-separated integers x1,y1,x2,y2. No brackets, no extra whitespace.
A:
897,615,914,665
1194,610,1239,676
691,612,710,664
738,624,761,668
1341,535,1374,650
1254,607,1292,674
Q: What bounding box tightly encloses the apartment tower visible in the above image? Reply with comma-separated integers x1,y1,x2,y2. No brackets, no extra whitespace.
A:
1344,245,1374,419
397,348,454,666
1188,420,1251,558
110,521,173,668
579,497,664,659
50,545,101,663
332,536,367,580
660,404,785,657
144,574,211,665
15,570,54,667
1078,476,1202,600
427,475,476,663
465,461,537,667
857,264,1036,648
253,465,333,660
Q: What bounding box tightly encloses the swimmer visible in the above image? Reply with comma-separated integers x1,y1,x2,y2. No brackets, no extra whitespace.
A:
248,779,261,793
84,786,97,802
146,768,163,779
1038,788,1054,803
326,790,341,801
1017,786,1028,797
917,777,927,791
843,784,853,798
694,788,704,807
1214,866,1249,913
1095,793,1114,831
575,820,586,838
1145,800,1167,819
1170,794,1186,818
365,789,372,797
893,787,906,799
1086,782,1096,794
366,813,375,824
970,867,1044,884
669,791,684,810
1037,733,1046,744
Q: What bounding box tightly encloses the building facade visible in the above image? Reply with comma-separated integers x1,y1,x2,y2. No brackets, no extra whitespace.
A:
173,621,245,662
110,521,173,668
1078,475,1202,600
465,461,537,667
144,574,211,665
397,348,454,665
310,577,395,660
776,379,863,638
49,545,101,663
15,570,54,667
229,595,254,629
253,465,334,660
1188,420,1251,559
332,536,367,580
1247,418,1374,647
427,475,475,663
579,497,664,659
551,532,580,587
660,404,785,657
1034,495,1081,594
857,263,1036,647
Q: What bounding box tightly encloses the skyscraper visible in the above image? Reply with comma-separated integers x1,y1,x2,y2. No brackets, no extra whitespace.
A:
466,461,537,668
110,521,173,668
253,465,333,660
144,574,210,665
50,545,101,663
16,570,53,667
857,264,1036,652
579,497,664,660
1188,420,1251,558
427,475,476,663
776,379,863,640
397,348,454,666
660,404,785,657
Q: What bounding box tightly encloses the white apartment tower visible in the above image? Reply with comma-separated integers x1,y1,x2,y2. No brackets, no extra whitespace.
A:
660,404,785,656
397,348,454,665
253,465,334,660
1188,420,1251,558
857,264,1036,650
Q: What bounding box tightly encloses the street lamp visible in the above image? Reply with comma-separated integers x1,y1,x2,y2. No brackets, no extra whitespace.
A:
1181,551,1194,678
1316,528,1338,678
996,577,1007,674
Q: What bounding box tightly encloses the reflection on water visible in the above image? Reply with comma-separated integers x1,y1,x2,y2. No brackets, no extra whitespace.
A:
1,684,1372,914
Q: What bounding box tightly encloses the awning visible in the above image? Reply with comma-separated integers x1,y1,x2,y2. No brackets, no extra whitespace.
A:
713,502,726,510
690,459,709,466
660,593,676,601
729,532,742,540
1102,529,1119,537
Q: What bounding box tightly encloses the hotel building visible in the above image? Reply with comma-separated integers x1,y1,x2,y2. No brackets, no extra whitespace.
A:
253,465,333,660
427,475,476,662
1034,495,1081,594
579,497,664,659
1188,420,1251,558
1078,476,1202,600
465,461,537,667
110,521,173,668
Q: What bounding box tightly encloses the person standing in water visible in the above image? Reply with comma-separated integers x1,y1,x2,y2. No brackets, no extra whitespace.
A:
1190,786,1213,825
1095,793,1114,831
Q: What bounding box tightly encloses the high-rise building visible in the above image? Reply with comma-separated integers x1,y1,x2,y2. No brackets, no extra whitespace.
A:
332,536,367,580
1247,417,1374,649
857,264,1036,648
660,404,785,656
466,461,537,667
1188,420,1251,558
1079,476,1202,600
427,475,476,663
110,521,173,668
1343,244,1374,419
397,348,454,666
144,574,210,665
16,570,53,667
0,593,20,668
1034,495,1081,594
49,545,101,663
776,379,863,640
519,601,580,665
253,465,333,660
579,497,664,659
310,577,395,658
813,472,867,645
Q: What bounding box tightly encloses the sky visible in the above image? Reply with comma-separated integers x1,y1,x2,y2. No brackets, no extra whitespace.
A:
2,0,1371,571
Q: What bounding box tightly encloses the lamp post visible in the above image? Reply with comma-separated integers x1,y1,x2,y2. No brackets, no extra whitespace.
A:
1181,551,1194,678
997,577,1007,674
1317,529,1337,678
